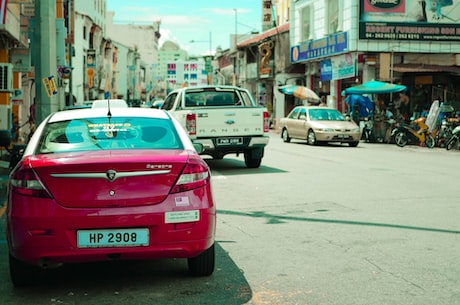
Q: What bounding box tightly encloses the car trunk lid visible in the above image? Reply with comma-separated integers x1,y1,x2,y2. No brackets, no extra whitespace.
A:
30,150,189,208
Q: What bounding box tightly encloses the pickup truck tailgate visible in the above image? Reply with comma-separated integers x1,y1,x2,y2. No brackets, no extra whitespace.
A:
195,107,265,137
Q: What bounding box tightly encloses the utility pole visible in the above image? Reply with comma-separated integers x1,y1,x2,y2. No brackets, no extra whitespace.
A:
34,0,59,124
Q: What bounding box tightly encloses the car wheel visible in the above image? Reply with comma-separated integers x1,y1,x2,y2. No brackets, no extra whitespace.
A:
212,153,224,160
244,148,263,168
244,152,262,168
307,130,317,145
9,254,41,287
394,131,408,147
188,244,215,276
446,136,458,151
349,141,359,147
281,128,291,143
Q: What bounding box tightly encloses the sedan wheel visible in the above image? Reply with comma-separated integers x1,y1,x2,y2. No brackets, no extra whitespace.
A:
282,128,291,143
307,130,317,145
188,244,215,276
349,141,359,147
9,254,41,287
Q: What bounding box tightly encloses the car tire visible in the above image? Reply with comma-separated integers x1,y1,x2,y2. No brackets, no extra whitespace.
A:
244,148,263,168
9,254,41,287
394,131,408,147
211,153,224,160
244,153,262,168
349,141,359,147
307,130,317,145
281,128,291,143
188,244,215,276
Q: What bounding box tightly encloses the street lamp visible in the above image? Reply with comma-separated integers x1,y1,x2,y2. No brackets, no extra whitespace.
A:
190,32,213,84
233,8,237,86
189,31,212,56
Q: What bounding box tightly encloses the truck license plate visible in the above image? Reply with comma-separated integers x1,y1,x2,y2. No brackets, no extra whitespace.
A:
77,229,149,248
217,137,243,145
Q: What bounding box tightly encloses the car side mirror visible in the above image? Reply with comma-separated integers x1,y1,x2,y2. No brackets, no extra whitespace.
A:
193,143,204,154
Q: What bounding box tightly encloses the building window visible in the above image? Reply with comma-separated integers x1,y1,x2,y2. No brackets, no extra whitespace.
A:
83,26,87,40
327,0,339,34
301,6,311,41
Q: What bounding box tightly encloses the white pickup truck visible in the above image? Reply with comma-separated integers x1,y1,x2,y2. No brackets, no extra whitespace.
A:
162,85,270,168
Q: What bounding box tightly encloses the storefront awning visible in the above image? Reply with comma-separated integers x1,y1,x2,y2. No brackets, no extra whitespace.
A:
392,64,460,74
237,23,289,48
342,80,407,95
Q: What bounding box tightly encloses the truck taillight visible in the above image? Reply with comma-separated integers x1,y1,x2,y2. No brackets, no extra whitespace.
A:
186,113,196,136
263,111,270,132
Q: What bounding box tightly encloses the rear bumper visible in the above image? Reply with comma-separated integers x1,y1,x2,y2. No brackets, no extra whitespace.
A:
7,191,216,266
194,135,269,153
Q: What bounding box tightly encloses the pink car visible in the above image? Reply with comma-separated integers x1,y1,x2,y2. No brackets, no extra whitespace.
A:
6,105,216,286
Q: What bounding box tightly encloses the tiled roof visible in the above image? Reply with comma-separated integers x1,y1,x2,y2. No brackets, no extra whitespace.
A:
237,23,289,48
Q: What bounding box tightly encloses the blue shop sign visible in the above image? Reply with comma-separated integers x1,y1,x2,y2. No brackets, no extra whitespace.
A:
291,32,348,63
320,59,332,81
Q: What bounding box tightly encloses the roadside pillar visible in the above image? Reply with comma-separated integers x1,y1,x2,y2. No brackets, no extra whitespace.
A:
33,0,58,124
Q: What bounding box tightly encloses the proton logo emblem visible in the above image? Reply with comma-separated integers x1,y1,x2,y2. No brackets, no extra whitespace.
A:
225,119,235,125
106,169,117,181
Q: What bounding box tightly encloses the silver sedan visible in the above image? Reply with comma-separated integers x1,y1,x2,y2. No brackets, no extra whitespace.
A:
280,106,361,147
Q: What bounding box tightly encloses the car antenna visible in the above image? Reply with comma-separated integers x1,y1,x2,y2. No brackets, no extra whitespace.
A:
107,97,112,119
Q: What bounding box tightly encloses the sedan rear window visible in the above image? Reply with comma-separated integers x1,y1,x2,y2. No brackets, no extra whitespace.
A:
37,117,183,154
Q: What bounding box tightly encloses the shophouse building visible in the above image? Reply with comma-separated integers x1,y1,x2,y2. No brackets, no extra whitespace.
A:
0,1,22,147
289,0,460,115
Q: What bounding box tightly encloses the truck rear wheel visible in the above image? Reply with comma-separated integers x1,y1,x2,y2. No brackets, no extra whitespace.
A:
244,148,263,168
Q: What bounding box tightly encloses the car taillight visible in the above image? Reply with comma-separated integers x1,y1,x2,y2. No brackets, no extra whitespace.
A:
186,113,196,136
10,163,52,198
171,157,210,193
263,111,270,133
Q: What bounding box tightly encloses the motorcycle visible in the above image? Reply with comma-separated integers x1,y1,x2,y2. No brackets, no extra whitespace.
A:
434,117,457,147
445,125,460,151
391,117,436,148
361,117,375,143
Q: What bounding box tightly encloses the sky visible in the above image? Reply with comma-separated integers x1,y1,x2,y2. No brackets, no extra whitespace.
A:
106,0,263,56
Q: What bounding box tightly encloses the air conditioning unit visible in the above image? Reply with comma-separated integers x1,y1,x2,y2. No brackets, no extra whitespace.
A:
0,63,13,92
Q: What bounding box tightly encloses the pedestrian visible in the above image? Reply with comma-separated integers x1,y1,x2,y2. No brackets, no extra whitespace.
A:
352,104,360,124
398,92,410,122
29,99,36,123
319,96,327,107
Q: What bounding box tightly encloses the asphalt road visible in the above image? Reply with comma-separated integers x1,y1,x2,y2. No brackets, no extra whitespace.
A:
1,133,460,305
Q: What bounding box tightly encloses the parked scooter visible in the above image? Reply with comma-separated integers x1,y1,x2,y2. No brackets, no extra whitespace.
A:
434,117,455,147
361,117,375,142
445,125,460,151
391,117,436,148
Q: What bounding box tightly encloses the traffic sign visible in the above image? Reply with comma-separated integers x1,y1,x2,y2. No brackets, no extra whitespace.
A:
42,76,58,97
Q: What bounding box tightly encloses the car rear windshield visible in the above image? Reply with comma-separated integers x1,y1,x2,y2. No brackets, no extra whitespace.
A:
37,116,183,154
184,89,254,107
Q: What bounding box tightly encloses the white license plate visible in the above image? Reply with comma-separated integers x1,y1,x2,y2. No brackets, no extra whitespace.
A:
217,137,243,145
338,134,350,139
77,229,149,248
